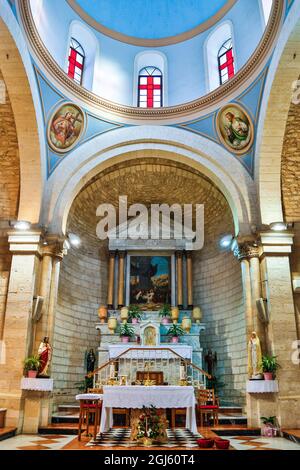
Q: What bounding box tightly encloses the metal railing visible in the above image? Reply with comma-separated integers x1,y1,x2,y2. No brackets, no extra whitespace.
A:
87,347,211,389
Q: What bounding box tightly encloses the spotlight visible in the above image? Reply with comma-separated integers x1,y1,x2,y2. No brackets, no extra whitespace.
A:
13,220,31,231
219,234,233,249
269,222,287,232
67,232,81,248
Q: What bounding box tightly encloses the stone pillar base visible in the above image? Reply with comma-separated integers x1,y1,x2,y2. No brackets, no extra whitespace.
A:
22,391,51,434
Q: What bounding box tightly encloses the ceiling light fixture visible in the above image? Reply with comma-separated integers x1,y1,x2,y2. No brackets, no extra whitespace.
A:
13,220,31,231
67,232,81,248
219,234,234,249
269,222,287,232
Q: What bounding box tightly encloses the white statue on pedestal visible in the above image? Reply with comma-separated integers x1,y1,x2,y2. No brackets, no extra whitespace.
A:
248,331,263,379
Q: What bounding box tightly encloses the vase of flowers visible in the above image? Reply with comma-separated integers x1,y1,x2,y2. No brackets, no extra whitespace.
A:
261,355,280,380
136,406,166,445
23,356,40,378
261,416,279,437
159,304,171,325
167,324,185,343
118,323,135,343
128,305,142,324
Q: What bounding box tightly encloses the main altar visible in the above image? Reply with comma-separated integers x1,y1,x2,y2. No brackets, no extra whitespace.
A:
94,220,207,388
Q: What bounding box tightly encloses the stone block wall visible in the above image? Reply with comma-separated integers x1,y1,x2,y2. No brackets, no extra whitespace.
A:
193,250,247,406
52,212,108,406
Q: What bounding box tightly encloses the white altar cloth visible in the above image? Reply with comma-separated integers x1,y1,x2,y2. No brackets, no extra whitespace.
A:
99,385,198,435
108,344,193,360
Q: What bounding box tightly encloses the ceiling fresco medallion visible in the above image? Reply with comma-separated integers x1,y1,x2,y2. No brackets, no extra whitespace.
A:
47,102,85,154
216,103,254,155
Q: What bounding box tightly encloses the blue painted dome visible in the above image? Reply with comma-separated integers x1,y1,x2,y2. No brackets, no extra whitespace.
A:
70,0,230,40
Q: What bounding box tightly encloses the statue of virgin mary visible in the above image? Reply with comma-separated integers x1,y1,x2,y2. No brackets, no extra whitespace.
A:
248,331,263,379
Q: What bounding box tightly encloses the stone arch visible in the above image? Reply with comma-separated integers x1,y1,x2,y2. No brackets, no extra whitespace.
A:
0,3,43,223
256,1,300,225
42,125,257,236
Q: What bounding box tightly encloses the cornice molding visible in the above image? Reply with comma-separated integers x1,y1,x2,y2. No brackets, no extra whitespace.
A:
66,0,237,47
18,0,283,123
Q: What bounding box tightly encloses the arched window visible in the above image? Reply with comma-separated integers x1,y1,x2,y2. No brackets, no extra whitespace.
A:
218,39,235,85
68,38,85,84
138,67,162,108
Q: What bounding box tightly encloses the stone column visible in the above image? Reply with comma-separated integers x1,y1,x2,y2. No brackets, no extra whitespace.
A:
107,251,115,309
247,232,300,428
118,251,125,308
0,230,42,430
186,251,193,309
176,251,183,308
234,243,255,337
34,239,64,353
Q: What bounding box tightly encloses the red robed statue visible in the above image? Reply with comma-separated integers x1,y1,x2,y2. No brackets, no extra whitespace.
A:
38,336,52,377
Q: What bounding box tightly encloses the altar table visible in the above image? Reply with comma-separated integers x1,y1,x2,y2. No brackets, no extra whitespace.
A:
99,385,197,435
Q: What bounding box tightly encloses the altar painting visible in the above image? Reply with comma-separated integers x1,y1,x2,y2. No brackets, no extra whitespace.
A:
129,256,171,309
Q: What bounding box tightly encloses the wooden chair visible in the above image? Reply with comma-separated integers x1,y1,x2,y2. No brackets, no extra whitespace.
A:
78,398,102,441
197,389,219,427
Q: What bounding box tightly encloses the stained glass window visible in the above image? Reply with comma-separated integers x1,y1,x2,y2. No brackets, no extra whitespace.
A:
218,39,235,85
138,67,162,108
68,38,85,85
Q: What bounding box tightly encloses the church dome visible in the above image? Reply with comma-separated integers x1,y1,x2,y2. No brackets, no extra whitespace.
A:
20,0,281,119
66,0,233,43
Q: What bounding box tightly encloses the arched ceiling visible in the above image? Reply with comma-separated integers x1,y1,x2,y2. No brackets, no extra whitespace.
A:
67,158,234,257
67,0,234,41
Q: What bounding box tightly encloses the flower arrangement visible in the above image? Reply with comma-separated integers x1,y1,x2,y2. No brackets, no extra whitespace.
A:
136,406,166,444
260,416,279,437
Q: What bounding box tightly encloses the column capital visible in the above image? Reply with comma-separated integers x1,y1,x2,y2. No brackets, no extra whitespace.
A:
41,234,66,260
7,230,42,255
233,242,260,261
259,231,294,255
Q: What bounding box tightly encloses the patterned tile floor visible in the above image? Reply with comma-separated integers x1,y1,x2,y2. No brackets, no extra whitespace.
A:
0,431,299,450
224,436,300,451
0,434,74,450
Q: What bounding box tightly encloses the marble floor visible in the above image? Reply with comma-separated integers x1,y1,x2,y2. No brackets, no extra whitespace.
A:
0,431,299,450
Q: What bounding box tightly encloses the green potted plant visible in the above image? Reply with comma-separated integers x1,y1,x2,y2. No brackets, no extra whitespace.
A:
23,356,40,378
118,323,135,343
128,305,142,324
159,304,171,325
167,324,185,343
261,355,280,380
260,416,279,437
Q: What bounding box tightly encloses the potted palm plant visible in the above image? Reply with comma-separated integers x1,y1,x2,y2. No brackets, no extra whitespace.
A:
118,323,135,343
261,355,280,380
167,324,185,343
128,305,142,324
23,356,40,378
159,304,171,325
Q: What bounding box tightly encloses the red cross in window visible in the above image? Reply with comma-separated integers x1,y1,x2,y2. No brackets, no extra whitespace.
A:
68,48,83,82
219,48,234,79
139,76,161,108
